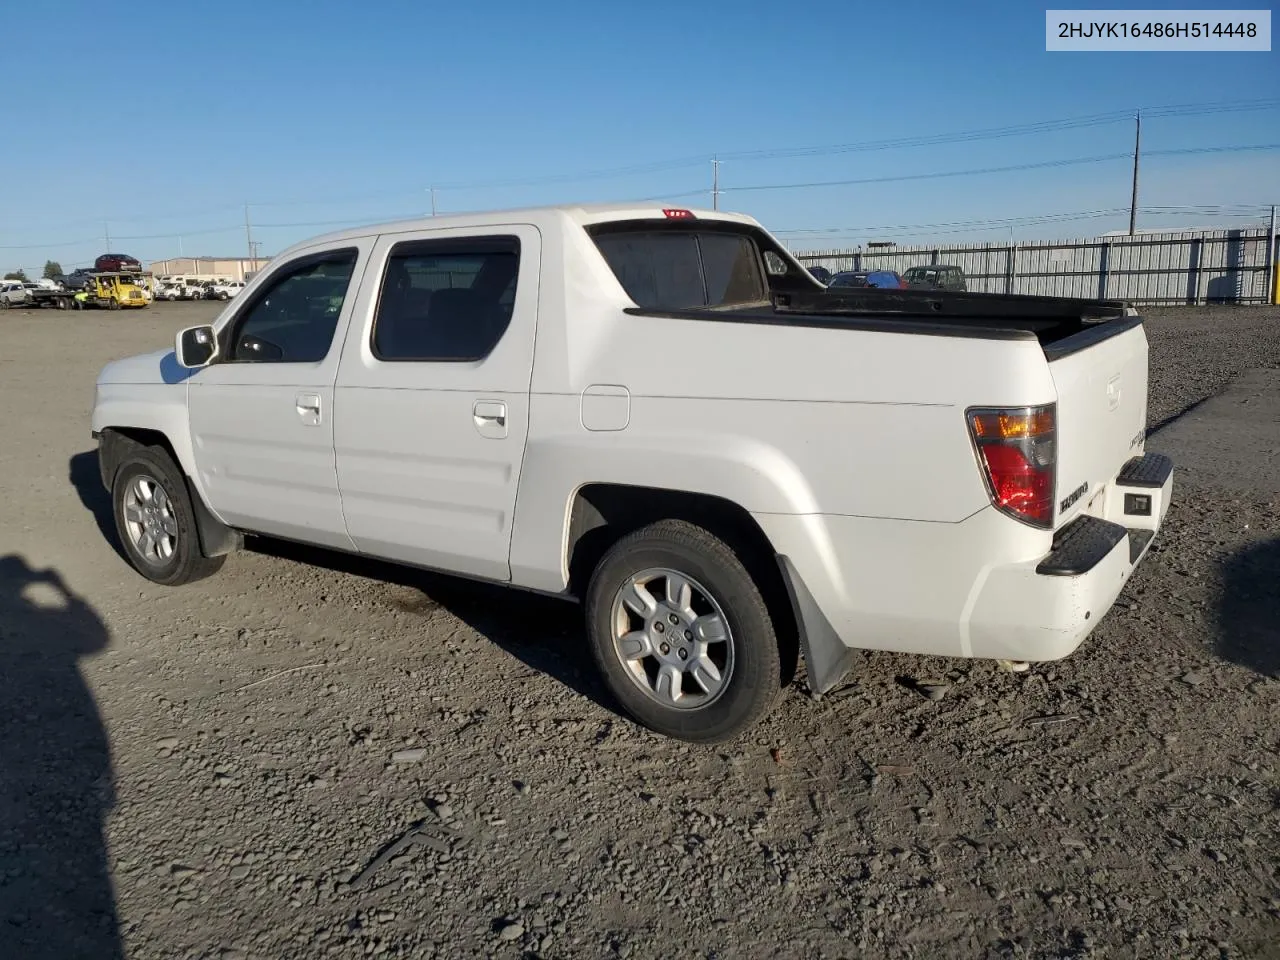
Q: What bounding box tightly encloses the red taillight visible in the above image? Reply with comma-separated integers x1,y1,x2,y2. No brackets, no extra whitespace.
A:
662,208,695,219
967,404,1056,528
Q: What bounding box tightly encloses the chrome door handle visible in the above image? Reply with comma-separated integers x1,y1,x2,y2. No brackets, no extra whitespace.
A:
473,399,508,438
295,392,322,426
473,400,506,426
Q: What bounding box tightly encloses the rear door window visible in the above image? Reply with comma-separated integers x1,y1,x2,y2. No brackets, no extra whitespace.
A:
372,237,520,362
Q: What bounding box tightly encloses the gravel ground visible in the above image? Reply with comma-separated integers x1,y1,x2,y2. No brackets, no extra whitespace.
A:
1,301,1277,960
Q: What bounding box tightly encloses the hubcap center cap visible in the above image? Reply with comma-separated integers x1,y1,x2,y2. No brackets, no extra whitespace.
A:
650,604,695,665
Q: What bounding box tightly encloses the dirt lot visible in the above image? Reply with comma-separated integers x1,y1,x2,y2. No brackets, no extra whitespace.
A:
1,301,1278,960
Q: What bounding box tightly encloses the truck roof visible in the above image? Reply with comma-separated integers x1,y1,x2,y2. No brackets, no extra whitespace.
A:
273,202,762,260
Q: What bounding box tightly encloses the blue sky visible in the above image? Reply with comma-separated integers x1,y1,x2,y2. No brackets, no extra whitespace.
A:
2,0,1277,273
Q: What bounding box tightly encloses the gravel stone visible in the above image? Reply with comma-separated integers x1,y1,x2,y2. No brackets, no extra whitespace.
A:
496,921,524,941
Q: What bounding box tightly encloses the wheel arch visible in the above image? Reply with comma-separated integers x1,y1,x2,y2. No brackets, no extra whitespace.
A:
565,483,799,685
95,426,240,558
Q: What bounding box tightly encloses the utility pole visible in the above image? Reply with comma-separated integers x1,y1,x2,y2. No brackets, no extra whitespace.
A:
431,186,438,216
711,157,721,211
244,203,254,262
1128,111,1141,236
104,221,111,253
1268,203,1277,305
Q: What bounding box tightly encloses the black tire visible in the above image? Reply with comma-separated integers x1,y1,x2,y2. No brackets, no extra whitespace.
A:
585,519,781,743
107,298,119,310
111,447,224,586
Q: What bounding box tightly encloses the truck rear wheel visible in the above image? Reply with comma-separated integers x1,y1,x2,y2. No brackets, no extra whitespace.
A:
584,519,781,743
111,447,225,586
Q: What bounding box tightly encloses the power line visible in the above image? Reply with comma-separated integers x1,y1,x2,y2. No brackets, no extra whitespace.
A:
714,143,1280,196
699,97,1280,164
721,153,1133,193
774,205,1274,242
7,96,1277,232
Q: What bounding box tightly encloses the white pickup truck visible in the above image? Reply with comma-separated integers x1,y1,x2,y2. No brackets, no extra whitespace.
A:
91,203,1173,742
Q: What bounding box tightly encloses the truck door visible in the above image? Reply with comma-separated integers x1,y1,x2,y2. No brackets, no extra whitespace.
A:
333,224,540,581
187,242,371,549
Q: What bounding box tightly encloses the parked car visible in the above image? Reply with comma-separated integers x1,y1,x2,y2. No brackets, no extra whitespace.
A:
64,269,97,290
806,265,832,284
211,280,245,300
95,253,143,274
904,264,967,291
155,282,183,301
829,269,904,289
0,281,31,307
91,203,1172,743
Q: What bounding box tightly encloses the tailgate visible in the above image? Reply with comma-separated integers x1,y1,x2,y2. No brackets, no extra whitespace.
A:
1048,318,1149,528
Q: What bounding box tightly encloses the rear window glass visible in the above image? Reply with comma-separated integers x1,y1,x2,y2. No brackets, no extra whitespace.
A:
592,229,767,310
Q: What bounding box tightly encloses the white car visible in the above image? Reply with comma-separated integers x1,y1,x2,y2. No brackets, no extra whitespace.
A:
211,280,245,300
0,281,31,307
90,203,1173,743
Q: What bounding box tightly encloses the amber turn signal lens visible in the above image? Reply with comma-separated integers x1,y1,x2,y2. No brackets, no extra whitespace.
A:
970,409,1055,440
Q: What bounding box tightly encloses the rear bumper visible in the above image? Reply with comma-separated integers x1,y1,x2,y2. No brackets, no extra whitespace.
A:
968,452,1172,661
763,452,1174,693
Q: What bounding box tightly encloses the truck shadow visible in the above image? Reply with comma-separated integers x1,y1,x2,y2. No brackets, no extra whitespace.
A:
0,555,123,959
1215,538,1280,679
68,451,128,564
245,537,614,712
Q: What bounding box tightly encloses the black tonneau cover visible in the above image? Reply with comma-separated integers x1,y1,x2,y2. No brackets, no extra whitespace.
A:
625,287,1142,357
775,286,1129,323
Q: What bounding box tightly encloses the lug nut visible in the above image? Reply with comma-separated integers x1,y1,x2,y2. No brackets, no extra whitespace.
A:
669,613,679,625
684,630,693,641
659,642,670,655
654,621,665,633
677,648,688,661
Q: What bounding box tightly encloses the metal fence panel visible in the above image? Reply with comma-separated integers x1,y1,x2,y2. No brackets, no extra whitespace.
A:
792,228,1272,304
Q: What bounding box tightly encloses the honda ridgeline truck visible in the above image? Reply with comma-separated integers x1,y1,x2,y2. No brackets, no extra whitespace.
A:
91,204,1173,742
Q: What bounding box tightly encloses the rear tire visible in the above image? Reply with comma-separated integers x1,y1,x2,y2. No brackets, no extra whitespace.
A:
585,519,781,743
111,447,225,586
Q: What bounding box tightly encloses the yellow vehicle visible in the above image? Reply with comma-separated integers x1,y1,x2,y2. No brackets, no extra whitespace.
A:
82,272,147,310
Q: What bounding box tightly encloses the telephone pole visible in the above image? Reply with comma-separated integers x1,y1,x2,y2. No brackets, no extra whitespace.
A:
711,157,721,211
104,222,111,253
1268,203,1277,305
1128,111,1141,236
244,204,254,261
430,186,438,216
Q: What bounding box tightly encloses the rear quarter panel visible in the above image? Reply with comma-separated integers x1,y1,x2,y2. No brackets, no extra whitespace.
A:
511,230,1059,590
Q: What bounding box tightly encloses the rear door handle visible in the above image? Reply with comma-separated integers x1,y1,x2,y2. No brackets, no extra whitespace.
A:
296,392,322,426
473,399,508,438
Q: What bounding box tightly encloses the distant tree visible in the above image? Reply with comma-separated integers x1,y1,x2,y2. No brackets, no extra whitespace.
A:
3,269,28,282
43,260,63,279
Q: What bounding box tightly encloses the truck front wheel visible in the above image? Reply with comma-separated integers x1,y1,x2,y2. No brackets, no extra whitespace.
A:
111,447,225,586
585,519,781,743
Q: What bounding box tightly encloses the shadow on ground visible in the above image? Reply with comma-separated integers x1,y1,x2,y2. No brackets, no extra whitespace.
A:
1216,538,1280,679
245,537,615,713
0,555,122,959
68,451,127,564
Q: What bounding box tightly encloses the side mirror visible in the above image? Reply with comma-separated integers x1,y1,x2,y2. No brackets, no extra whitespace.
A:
176,325,219,368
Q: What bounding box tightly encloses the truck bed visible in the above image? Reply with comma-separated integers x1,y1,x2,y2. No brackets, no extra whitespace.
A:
626,287,1141,360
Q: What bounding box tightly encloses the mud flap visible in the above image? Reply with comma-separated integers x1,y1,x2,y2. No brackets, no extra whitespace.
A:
776,555,857,697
